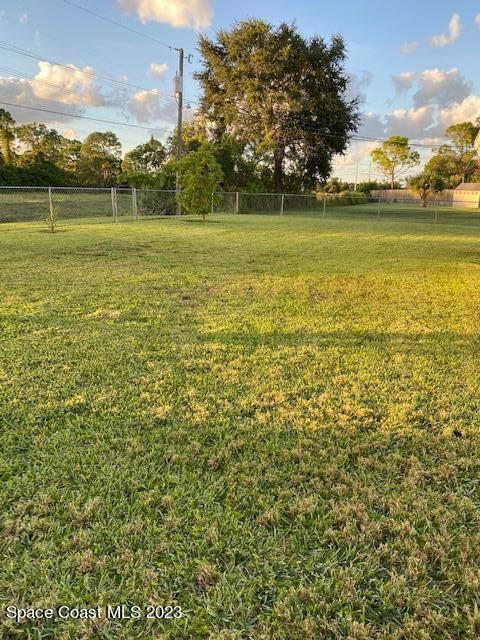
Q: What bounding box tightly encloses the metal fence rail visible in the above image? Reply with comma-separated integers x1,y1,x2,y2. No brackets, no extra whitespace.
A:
1,186,479,229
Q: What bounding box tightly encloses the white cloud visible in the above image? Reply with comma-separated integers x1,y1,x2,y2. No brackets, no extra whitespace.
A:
356,107,435,143
384,106,435,138
127,88,176,123
359,112,386,138
438,95,480,129
32,61,106,107
0,61,111,124
413,68,472,108
117,0,212,29
429,13,462,47
335,140,378,168
0,77,83,124
392,72,415,94
476,14,480,30
19,13,28,24
61,128,78,140
400,42,418,54
148,63,168,79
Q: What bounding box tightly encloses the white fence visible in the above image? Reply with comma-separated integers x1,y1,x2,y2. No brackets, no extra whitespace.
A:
372,189,480,209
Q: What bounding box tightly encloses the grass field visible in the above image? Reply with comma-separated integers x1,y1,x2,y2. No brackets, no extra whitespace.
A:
1,212,480,639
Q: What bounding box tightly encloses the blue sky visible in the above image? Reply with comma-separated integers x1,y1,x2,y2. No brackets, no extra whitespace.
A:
0,0,479,181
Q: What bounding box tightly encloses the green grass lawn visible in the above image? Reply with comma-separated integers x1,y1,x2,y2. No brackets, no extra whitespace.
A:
1,213,480,639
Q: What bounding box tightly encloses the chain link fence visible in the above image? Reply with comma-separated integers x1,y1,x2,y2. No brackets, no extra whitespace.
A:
213,191,480,227
1,186,479,229
0,186,180,226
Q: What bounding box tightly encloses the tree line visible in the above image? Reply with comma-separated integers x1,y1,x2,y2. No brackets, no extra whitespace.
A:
0,19,359,192
365,123,479,205
0,19,479,197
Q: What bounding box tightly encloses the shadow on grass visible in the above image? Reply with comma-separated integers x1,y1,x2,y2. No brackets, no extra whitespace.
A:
182,218,222,224
192,328,480,353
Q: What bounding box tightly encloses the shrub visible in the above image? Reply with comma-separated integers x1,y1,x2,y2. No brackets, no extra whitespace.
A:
174,144,223,220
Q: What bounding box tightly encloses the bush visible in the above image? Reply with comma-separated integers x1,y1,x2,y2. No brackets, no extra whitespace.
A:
174,144,223,220
137,189,177,216
332,191,368,206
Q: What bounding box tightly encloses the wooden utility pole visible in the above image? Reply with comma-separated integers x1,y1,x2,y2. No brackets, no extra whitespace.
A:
175,47,184,215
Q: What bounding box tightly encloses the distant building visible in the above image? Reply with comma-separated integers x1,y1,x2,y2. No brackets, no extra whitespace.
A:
452,183,480,208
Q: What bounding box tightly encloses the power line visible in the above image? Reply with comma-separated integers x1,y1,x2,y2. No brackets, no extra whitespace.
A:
0,64,105,105
0,41,151,94
0,40,190,109
0,99,175,135
58,0,180,52
0,62,186,113
3,94,448,153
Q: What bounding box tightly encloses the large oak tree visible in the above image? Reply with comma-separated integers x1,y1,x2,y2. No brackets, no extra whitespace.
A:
195,19,359,192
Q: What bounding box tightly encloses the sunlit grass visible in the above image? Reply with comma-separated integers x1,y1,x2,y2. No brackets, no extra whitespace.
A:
1,213,480,639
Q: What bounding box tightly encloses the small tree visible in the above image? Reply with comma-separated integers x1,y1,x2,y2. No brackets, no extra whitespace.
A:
175,144,223,220
371,136,420,188
409,172,445,207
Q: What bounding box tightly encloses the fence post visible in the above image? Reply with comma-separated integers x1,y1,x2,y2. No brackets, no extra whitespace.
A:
280,194,285,216
235,191,239,214
132,187,138,220
377,197,381,218
323,195,326,218
111,187,116,222
48,186,55,232
211,192,214,214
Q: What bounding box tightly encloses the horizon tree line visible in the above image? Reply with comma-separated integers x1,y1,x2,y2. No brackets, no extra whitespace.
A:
0,19,479,194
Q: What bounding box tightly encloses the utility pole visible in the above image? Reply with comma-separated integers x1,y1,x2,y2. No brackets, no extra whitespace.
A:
354,161,359,191
175,47,184,215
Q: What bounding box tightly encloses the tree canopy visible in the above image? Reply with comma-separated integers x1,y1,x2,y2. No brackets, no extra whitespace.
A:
122,137,167,175
195,19,359,192
422,121,479,187
408,172,445,207
77,132,122,187
371,136,420,189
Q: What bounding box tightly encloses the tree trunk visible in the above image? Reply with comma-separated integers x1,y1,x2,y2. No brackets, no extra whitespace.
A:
0,132,12,166
274,148,285,193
